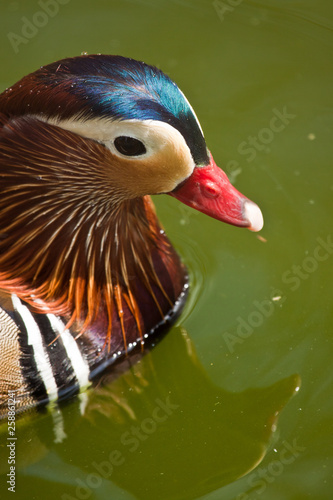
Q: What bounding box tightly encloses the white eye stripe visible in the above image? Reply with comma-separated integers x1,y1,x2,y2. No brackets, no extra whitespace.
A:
36,114,195,165
34,114,197,192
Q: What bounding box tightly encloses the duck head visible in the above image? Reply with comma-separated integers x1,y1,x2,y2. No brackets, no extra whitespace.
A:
0,55,263,230
0,55,263,359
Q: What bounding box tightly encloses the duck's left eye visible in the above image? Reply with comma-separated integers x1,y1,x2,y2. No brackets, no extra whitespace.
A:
114,136,146,156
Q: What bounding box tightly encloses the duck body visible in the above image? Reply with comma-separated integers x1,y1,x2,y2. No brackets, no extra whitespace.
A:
0,55,263,418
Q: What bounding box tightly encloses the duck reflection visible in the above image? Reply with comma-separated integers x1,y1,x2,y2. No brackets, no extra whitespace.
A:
2,328,300,500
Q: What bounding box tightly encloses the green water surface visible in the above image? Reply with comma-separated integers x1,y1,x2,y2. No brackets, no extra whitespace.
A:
0,1,332,499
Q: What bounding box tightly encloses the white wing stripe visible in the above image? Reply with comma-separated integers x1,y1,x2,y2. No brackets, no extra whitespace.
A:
46,314,91,389
12,294,58,402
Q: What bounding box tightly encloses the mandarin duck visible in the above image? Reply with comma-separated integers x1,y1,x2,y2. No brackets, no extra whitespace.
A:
0,55,263,419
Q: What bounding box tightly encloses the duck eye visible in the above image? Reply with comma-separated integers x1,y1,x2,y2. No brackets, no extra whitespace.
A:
114,136,146,156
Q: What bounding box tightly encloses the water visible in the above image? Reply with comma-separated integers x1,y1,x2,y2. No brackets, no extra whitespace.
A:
0,1,333,499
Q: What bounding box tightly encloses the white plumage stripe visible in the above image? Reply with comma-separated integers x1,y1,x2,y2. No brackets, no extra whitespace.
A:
12,294,58,402
46,314,91,390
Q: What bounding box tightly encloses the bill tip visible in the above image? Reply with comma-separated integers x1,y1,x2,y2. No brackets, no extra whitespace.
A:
244,200,264,232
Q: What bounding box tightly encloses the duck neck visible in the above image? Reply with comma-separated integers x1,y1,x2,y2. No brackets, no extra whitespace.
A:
0,115,187,353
